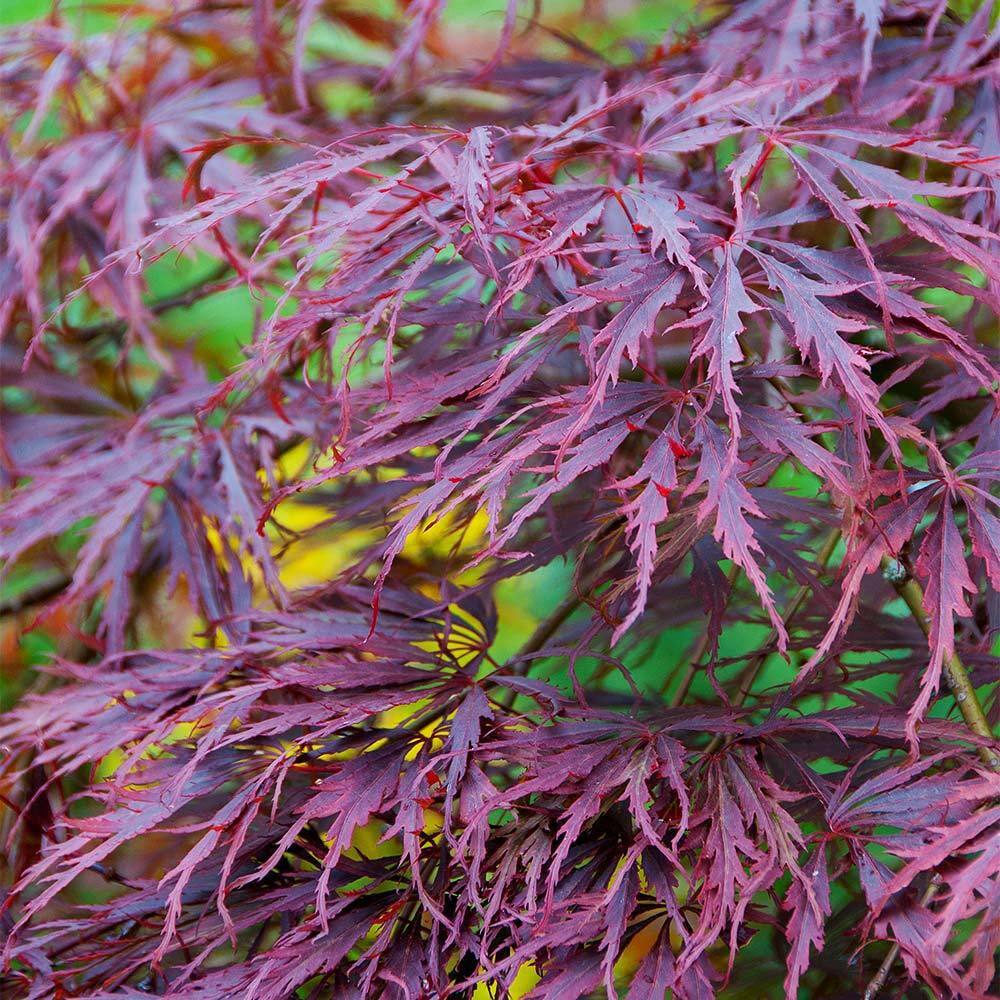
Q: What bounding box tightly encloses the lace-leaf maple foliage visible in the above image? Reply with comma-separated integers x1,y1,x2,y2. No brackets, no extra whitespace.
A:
1,1,999,997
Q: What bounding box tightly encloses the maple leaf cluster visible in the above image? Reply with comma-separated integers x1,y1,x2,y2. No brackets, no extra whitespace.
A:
1,1,998,997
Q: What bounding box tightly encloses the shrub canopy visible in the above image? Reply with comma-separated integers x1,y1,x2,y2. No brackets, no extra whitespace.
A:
1,1,998,997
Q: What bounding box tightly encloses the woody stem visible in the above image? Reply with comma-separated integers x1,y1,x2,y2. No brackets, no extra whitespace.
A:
881,556,997,770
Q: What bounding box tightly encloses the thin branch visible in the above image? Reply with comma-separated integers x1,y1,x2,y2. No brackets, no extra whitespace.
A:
730,528,841,704
699,527,841,754
665,562,740,705
863,880,939,1000
860,566,999,994
512,586,584,668
493,517,628,710
493,561,607,711
881,555,998,770
0,573,73,617
64,262,232,342
771,372,996,769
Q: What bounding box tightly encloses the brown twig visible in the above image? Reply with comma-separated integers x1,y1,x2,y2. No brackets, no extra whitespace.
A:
0,573,73,617
65,261,232,342
665,562,741,705
731,528,842,703
698,527,841,754
860,562,998,997
863,881,939,1000
880,555,998,770
492,515,630,710
767,372,996,767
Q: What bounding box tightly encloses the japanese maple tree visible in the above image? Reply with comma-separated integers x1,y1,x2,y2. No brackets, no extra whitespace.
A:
1,0,998,997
